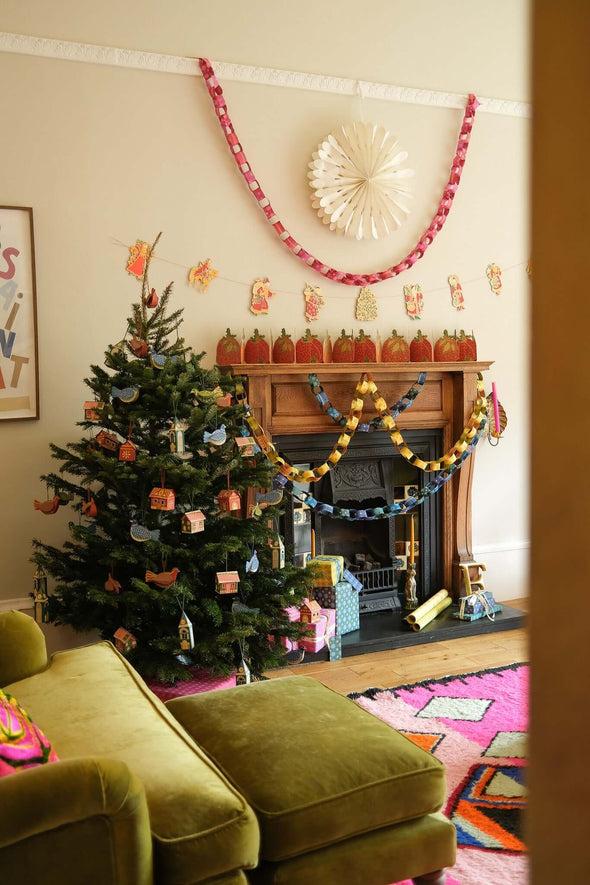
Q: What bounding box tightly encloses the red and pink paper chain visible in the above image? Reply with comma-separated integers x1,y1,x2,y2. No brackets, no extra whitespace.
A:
198,58,479,287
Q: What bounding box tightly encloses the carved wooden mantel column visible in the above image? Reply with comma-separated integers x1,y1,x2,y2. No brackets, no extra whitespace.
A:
227,362,492,598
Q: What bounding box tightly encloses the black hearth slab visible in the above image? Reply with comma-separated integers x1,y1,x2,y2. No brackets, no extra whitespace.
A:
298,603,526,662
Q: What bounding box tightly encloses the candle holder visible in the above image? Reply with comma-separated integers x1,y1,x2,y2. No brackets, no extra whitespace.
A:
404,561,419,611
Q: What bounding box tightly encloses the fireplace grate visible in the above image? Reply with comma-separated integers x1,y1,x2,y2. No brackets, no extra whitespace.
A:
351,565,396,591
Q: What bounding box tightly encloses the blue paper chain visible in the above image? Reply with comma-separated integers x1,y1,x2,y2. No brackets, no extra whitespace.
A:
275,420,486,521
308,371,427,432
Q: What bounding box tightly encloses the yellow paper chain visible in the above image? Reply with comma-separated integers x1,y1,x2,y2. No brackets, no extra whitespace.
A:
237,376,370,483
368,373,487,471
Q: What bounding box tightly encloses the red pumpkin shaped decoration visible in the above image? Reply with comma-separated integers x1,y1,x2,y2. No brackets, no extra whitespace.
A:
332,329,355,363
216,328,242,366
458,330,478,361
381,329,410,363
295,329,323,363
410,330,433,362
244,329,270,364
272,328,295,364
354,329,376,363
434,330,461,362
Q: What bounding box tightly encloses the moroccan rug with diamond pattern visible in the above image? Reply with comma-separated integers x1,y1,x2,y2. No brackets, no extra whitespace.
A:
350,663,528,885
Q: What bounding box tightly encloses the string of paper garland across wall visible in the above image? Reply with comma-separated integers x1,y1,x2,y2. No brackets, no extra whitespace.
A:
114,237,529,323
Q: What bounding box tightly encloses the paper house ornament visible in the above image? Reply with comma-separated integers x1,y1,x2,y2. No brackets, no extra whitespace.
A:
215,570,240,594
149,487,176,511
236,437,256,457
84,401,104,421
270,537,285,569
32,566,49,624
118,440,138,462
299,599,322,624
96,430,120,452
178,614,195,650
181,510,205,533
236,659,251,685
113,628,137,655
216,489,242,513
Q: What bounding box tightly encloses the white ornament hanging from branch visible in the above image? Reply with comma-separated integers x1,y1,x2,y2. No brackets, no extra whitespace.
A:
308,122,414,240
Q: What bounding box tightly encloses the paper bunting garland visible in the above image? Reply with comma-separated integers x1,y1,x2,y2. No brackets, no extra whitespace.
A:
355,287,378,321
250,277,275,315
403,284,424,320
448,274,465,310
126,240,151,279
198,57,479,286
486,263,503,295
188,259,218,292
303,284,324,322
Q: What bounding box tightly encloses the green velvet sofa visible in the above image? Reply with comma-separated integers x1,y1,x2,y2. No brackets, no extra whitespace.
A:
0,610,456,885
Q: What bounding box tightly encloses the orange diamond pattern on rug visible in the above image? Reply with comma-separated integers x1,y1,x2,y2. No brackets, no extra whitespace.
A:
447,763,526,853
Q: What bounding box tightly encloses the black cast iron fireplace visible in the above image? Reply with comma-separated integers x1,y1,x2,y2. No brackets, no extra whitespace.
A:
275,429,444,614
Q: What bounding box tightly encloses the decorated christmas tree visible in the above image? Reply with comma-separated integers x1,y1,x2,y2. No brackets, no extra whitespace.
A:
32,237,311,683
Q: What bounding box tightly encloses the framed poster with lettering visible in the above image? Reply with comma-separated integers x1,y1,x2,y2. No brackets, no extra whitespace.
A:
0,206,39,420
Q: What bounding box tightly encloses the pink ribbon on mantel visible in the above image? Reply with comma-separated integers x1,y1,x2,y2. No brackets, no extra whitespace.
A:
198,57,480,287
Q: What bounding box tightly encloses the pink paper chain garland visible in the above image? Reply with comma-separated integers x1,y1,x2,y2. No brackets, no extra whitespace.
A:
198,57,479,287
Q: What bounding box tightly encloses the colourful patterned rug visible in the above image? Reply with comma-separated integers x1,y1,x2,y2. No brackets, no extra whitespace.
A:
350,663,528,885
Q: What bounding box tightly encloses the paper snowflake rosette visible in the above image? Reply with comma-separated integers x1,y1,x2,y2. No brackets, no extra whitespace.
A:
308,121,414,240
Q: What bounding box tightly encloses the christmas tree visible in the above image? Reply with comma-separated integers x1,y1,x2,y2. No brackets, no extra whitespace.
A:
32,236,311,683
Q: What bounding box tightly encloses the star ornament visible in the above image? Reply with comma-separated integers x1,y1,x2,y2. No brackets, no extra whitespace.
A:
308,122,414,240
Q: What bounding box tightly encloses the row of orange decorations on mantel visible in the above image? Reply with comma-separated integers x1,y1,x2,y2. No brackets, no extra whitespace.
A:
216,328,477,366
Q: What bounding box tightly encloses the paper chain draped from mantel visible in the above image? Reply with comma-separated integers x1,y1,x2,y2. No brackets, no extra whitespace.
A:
236,369,486,477
198,57,479,286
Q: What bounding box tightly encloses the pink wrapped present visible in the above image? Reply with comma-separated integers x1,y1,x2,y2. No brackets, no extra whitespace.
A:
147,667,236,701
270,605,303,652
299,608,336,653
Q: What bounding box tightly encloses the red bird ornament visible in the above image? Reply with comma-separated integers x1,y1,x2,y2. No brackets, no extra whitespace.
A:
104,573,121,593
34,495,61,515
144,567,180,588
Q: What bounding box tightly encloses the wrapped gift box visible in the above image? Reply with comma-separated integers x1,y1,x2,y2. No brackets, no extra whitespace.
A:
308,554,344,588
299,608,336,653
455,590,502,621
343,568,363,593
313,581,360,635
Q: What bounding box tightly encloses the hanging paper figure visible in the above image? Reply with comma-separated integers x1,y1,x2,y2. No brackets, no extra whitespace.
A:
448,275,465,311
188,259,218,293
126,240,151,279
204,424,227,446
81,497,98,518
303,284,324,322
403,284,424,320
486,263,503,295
34,495,61,515
250,277,275,315
129,335,149,357
111,385,140,403
145,566,180,588
145,288,159,308
191,385,224,402
178,613,195,650
104,573,121,593
355,287,378,321
245,549,259,573
130,522,160,543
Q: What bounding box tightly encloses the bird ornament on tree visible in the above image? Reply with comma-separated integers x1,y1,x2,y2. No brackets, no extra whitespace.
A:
145,566,180,588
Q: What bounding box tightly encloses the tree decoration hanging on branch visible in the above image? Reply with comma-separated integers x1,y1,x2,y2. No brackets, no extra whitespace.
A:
197,57,479,286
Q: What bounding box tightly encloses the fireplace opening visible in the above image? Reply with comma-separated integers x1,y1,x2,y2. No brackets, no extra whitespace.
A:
275,429,444,614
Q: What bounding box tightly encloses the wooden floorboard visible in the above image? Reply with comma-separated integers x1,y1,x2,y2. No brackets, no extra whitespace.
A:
265,597,529,695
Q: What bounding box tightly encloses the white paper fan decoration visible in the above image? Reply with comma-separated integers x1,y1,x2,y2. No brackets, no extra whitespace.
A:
308,121,414,240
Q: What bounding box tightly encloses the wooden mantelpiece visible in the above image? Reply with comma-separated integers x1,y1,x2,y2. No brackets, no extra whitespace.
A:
228,362,492,598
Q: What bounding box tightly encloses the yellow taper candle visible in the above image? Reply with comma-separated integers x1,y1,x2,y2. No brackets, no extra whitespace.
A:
409,515,415,564
311,529,316,559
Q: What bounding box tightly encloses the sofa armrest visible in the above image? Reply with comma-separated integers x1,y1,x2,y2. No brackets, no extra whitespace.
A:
0,757,153,885
0,610,48,687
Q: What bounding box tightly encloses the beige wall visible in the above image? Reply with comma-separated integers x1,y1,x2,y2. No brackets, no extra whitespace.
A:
0,1,530,613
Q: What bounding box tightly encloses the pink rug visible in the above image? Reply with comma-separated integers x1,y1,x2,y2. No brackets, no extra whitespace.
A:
350,664,528,885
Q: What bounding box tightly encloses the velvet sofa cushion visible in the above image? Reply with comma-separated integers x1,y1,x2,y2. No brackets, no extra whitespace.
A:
0,610,48,687
0,689,59,777
4,642,259,885
167,675,447,863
